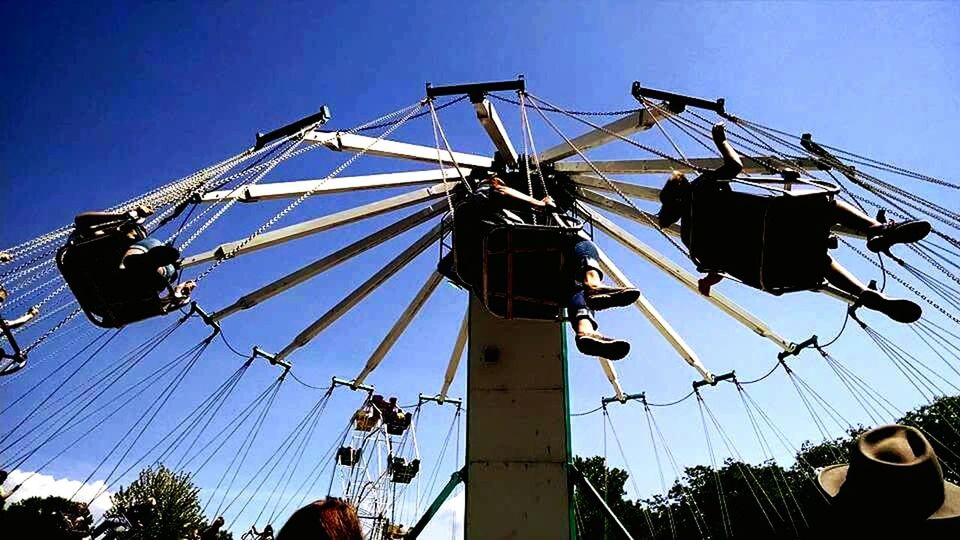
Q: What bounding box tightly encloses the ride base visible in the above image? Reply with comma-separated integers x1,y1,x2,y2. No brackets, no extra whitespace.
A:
466,295,573,539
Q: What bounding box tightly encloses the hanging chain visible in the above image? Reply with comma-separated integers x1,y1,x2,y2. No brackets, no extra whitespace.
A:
194,100,427,283
428,100,460,217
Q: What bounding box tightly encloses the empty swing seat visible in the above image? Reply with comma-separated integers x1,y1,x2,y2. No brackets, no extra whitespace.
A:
336,446,362,466
57,210,180,328
389,457,420,484
686,184,838,295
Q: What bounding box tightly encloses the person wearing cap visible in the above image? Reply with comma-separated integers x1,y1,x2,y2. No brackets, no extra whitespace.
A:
656,122,930,324
815,424,960,538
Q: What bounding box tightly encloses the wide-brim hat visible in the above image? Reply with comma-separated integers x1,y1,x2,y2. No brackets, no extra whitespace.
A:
817,424,960,521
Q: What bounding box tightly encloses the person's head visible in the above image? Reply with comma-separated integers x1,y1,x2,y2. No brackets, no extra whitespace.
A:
657,171,691,228
213,516,224,526
276,498,363,540
817,424,960,535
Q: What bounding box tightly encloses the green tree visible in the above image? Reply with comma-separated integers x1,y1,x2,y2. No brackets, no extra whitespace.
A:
0,495,92,539
107,464,231,540
574,395,960,539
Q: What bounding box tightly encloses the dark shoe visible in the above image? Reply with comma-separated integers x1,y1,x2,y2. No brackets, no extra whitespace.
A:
575,332,630,360
583,285,641,311
867,220,931,253
858,289,922,324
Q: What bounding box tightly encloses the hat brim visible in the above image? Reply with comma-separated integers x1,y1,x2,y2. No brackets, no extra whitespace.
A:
817,464,960,520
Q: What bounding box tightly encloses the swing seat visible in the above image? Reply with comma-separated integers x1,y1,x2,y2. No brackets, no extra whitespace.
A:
385,413,411,436
336,446,362,466
56,211,181,328
687,184,838,294
354,409,379,432
389,457,420,484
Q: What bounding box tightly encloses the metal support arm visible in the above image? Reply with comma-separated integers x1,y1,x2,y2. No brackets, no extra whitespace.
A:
304,131,494,169
406,467,467,539
351,271,444,386
210,200,448,321
539,105,677,164
274,222,444,362
554,155,822,175
438,308,468,402
473,99,518,168
632,82,724,114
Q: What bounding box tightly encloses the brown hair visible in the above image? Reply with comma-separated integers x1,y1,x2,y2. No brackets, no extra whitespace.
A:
276,498,364,540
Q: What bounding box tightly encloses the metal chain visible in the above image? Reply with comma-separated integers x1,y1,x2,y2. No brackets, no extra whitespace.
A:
194,100,427,283
428,101,458,217
841,237,960,326
525,93,691,257
23,307,83,354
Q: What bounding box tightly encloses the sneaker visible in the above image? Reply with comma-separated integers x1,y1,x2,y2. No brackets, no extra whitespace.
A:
866,220,931,254
583,285,641,311
575,332,630,360
858,289,922,324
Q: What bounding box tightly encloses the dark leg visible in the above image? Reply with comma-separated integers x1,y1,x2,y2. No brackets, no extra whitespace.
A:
570,239,640,310
832,200,879,232
824,257,921,323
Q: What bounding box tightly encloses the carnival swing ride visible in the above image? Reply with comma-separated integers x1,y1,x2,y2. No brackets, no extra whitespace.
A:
2,77,960,539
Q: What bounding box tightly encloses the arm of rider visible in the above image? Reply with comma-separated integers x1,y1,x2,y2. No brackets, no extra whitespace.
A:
3,306,40,329
488,176,555,210
711,122,744,180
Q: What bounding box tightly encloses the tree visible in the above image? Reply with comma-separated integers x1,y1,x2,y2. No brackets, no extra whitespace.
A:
107,464,231,540
0,495,92,539
574,394,960,539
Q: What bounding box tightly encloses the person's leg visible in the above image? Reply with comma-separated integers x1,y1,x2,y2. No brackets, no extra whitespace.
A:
824,258,922,323
570,239,640,310
832,200,931,253
568,288,630,360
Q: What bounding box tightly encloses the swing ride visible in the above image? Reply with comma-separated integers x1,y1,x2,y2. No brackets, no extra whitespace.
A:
2,76,960,539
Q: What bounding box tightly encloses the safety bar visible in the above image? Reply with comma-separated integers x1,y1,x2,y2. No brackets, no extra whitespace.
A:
332,376,374,393
426,77,525,101
418,393,463,408
779,335,819,361
693,370,736,390
250,346,291,371
254,105,332,149
632,82,725,114
181,302,221,342
601,391,646,406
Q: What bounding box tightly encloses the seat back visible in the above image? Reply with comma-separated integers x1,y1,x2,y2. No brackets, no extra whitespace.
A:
57,222,172,328
687,187,834,294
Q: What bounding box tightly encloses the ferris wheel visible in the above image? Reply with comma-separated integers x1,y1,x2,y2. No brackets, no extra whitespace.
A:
1,77,959,539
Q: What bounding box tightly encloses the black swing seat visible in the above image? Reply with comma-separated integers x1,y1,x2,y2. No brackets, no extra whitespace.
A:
441,198,583,321
336,446,362,466
686,182,839,295
57,210,182,329
388,456,420,484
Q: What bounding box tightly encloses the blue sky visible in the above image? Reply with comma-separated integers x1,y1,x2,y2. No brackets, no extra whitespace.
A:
2,1,959,538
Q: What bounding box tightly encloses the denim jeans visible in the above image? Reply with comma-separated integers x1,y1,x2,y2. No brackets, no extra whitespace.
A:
567,238,602,330
126,238,177,283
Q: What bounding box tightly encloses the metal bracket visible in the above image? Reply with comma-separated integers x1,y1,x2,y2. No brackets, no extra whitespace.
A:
255,105,332,150
250,346,291,372
779,335,818,361
418,393,463,409
693,370,735,390
426,77,525,101
332,376,374,394
181,302,221,343
632,82,725,114
601,391,645,406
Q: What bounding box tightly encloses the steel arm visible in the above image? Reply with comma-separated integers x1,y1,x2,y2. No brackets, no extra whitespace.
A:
473,99,518,168
538,106,675,164
304,131,494,169
554,156,822,175
352,271,444,385
210,201,448,321
578,189,679,236
582,207,795,351
198,170,466,203
274,222,444,362
598,249,714,382
182,184,452,268
438,308,468,402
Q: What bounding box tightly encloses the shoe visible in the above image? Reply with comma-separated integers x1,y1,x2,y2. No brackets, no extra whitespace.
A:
867,220,931,254
583,285,641,311
858,289,922,324
575,332,630,360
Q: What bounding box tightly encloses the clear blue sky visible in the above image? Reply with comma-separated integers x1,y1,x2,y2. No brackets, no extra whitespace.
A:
2,2,959,538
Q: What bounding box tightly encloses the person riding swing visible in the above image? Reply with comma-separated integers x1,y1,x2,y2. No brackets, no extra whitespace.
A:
59,205,196,328
439,172,641,360
656,123,930,324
